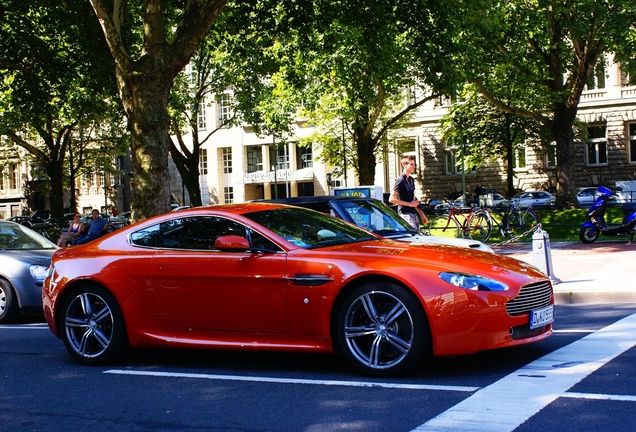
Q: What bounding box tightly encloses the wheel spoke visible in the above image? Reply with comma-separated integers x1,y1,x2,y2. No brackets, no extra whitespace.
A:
65,316,89,328
385,332,411,354
368,335,383,367
78,329,94,355
79,293,94,318
91,328,111,349
344,324,377,339
384,302,407,327
359,294,380,324
93,307,111,324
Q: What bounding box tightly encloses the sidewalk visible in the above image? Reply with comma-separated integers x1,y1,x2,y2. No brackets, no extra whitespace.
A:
496,240,636,304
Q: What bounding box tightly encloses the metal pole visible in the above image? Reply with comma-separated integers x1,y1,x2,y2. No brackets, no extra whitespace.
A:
342,119,347,187
273,135,278,199
461,139,466,205
284,142,289,198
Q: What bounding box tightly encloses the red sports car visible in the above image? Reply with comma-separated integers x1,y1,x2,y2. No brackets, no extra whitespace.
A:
43,203,554,376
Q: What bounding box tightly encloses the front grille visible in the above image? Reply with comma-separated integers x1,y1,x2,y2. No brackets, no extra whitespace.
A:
506,281,553,316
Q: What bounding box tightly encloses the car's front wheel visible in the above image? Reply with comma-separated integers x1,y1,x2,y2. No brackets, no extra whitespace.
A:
0,279,19,324
336,282,430,377
59,284,128,365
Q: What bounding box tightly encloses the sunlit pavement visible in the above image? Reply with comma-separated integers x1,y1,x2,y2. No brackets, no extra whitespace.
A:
496,240,636,304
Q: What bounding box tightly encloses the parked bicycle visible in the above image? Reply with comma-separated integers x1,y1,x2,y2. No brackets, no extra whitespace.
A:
426,200,493,242
492,201,540,241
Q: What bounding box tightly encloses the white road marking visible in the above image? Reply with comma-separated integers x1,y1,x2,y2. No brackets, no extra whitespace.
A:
413,312,636,432
552,329,595,333
0,324,48,329
563,392,636,402
104,369,478,392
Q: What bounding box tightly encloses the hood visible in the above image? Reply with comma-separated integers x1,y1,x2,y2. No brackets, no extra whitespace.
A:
323,239,544,282
385,232,493,253
1,249,56,266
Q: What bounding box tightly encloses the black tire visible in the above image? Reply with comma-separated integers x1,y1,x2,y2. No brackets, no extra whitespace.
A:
579,226,599,244
467,210,492,242
59,284,128,365
336,282,430,377
0,279,19,324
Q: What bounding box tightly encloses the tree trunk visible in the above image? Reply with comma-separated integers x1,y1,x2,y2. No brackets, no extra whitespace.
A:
47,163,66,219
125,81,173,219
355,126,377,186
551,104,577,204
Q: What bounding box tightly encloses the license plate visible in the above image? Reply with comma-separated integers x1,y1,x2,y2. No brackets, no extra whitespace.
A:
529,305,554,329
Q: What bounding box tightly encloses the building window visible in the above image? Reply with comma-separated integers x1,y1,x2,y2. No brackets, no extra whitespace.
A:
270,144,289,170
587,58,606,90
199,148,208,175
628,122,636,164
513,146,527,170
197,102,207,130
247,146,263,173
224,186,234,203
297,145,313,168
0,168,4,191
443,141,470,175
222,147,232,174
217,94,232,124
586,125,608,166
10,163,18,189
545,143,557,168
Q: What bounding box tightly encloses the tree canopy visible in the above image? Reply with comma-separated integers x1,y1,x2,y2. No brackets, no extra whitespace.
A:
452,0,636,201
0,0,121,217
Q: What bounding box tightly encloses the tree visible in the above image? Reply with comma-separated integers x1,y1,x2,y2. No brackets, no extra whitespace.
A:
453,0,636,202
0,0,120,218
440,84,546,197
167,1,291,206
293,0,458,186
88,0,228,220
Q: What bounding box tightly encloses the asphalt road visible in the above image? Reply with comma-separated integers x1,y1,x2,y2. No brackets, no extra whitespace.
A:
1,304,635,432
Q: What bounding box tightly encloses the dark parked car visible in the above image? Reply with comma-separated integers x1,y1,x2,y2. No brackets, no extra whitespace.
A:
258,196,492,252
0,220,57,323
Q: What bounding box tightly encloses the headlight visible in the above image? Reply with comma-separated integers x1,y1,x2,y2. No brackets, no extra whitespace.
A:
439,272,508,291
29,264,49,281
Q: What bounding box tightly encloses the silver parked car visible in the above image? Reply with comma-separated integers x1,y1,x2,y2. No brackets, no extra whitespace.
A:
510,191,556,209
0,220,57,323
576,187,623,206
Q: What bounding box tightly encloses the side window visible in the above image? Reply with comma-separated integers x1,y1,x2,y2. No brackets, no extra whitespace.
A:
249,230,282,251
130,216,248,250
130,224,161,247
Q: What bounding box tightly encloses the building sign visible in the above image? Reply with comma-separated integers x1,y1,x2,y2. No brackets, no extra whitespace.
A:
242,169,314,184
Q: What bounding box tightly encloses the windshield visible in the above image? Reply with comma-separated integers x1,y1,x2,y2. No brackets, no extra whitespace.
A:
245,207,376,249
0,222,57,250
330,199,415,235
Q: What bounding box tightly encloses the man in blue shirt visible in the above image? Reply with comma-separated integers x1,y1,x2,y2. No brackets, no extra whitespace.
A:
73,209,112,245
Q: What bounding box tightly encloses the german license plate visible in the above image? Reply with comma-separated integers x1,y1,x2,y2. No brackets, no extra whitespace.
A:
529,305,554,329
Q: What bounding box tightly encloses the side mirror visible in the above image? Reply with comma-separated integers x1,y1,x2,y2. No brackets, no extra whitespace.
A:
215,235,250,251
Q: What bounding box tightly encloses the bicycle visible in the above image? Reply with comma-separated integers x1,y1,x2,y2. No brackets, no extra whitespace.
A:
495,201,539,240
426,200,493,242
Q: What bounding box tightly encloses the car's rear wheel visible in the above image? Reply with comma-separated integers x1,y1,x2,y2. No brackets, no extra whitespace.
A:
0,279,19,324
336,282,430,377
59,284,128,365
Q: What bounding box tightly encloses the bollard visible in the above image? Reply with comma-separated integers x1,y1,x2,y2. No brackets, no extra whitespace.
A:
532,226,561,284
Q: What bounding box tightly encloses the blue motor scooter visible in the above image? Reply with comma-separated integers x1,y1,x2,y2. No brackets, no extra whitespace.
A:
579,186,636,243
